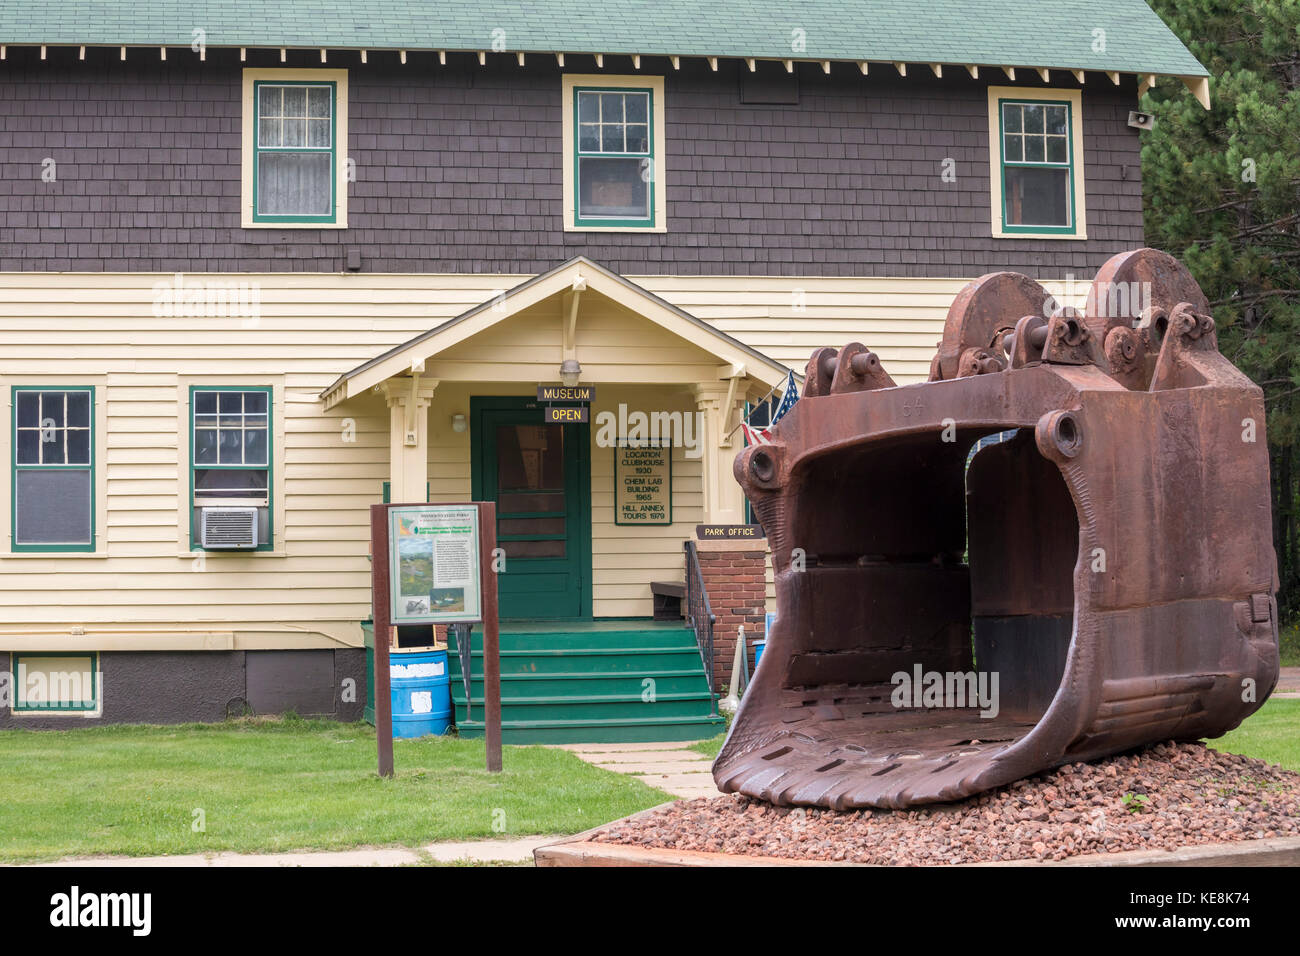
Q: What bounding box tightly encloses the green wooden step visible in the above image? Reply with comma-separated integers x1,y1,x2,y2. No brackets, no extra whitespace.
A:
452,670,711,696
449,646,706,675
438,622,718,743
455,713,726,744
454,628,698,651
451,691,717,721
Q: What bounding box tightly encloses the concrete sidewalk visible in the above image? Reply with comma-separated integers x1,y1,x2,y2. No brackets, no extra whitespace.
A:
23,835,561,867
555,740,722,799
1274,666,1300,698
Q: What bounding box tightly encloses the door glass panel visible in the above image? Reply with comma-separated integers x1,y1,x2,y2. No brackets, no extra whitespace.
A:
500,517,566,536
496,424,567,558
498,491,565,514
496,425,564,490
504,539,569,558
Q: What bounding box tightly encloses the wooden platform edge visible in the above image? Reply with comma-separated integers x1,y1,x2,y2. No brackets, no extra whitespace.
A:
533,813,1300,868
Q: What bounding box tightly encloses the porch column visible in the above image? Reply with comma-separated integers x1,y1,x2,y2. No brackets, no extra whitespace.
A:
381,378,437,504
692,382,747,525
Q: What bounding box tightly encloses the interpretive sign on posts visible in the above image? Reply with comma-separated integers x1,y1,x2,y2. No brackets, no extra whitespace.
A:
370,501,501,777
388,505,482,624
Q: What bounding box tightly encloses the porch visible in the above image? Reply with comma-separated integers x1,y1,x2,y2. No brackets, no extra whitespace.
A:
329,257,789,740
320,256,788,624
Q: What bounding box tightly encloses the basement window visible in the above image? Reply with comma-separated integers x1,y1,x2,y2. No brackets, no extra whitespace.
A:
988,87,1086,240
242,69,349,228
11,653,100,715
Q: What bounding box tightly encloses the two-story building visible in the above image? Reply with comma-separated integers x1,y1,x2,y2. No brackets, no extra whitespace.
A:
0,1,1208,737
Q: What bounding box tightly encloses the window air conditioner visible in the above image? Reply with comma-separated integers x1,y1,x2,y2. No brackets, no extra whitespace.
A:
199,507,259,550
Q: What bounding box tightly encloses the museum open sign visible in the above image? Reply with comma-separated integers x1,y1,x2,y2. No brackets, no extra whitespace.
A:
537,385,595,402
545,405,588,423
614,441,671,525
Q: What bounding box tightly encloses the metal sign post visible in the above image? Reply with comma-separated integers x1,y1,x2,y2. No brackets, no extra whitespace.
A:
369,501,502,777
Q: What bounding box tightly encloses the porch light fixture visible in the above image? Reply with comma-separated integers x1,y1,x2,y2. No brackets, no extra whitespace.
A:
451,413,467,433
559,359,582,388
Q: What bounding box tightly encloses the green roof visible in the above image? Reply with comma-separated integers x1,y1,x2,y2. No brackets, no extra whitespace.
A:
0,0,1208,77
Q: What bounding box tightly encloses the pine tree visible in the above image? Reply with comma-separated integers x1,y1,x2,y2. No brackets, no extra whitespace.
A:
1144,0,1300,616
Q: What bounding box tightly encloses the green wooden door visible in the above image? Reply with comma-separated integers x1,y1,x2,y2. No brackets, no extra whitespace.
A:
472,398,591,619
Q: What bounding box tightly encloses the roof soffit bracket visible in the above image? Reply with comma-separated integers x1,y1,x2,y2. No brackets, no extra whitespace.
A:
562,275,586,363
376,363,436,447
719,362,747,448
1181,75,1211,109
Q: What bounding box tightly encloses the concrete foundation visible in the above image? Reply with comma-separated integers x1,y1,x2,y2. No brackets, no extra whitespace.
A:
0,649,365,728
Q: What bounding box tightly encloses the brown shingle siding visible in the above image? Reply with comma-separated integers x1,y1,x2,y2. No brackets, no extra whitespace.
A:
0,47,1142,277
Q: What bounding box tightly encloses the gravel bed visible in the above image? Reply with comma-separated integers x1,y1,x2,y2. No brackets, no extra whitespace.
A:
590,742,1300,864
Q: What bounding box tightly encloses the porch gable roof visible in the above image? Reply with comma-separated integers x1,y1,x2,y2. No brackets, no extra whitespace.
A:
320,256,794,408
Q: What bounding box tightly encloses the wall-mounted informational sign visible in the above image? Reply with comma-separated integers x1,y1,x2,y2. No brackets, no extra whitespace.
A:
614,441,672,526
388,504,482,624
696,524,766,540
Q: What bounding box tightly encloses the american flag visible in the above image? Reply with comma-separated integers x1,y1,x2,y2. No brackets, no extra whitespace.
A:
741,371,799,446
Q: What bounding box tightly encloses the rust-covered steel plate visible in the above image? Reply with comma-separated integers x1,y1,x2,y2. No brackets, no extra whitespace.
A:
714,248,1280,810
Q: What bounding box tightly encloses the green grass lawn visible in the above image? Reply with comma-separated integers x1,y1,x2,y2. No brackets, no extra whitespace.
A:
691,733,725,758
1280,623,1300,667
0,717,669,863
5,696,1293,864
1207,698,1300,771
691,699,1300,769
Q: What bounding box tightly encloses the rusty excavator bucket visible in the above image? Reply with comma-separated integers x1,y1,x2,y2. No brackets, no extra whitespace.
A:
713,248,1280,809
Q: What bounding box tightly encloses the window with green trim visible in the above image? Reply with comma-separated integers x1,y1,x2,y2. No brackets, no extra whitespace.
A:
253,81,337,222
998,99,1076,234
12,387,94,552
11,653,99,714
191,387,272,549
574,87,655,227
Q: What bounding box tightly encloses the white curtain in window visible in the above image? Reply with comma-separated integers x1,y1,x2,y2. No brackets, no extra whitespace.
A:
258,153,331,217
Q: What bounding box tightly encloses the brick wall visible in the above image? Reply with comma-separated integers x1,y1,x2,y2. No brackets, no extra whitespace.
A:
696,541,767,689
0,47,1143,277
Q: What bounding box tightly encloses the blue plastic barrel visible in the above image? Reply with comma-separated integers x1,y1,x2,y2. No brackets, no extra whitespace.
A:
753,639,766,669
389,648,453,738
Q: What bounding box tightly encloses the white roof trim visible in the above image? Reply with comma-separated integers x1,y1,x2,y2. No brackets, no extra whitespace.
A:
320,256,793,408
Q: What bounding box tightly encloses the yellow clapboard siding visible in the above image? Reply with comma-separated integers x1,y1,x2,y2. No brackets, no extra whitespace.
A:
0,606,368,625
594,551,686,569
0,270,1002,645
593,600,652,617
105,450,178,467
0,570,369,590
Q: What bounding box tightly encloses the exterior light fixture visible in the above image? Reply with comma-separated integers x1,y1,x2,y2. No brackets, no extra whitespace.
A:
559,359,582,388
450,413,467,433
